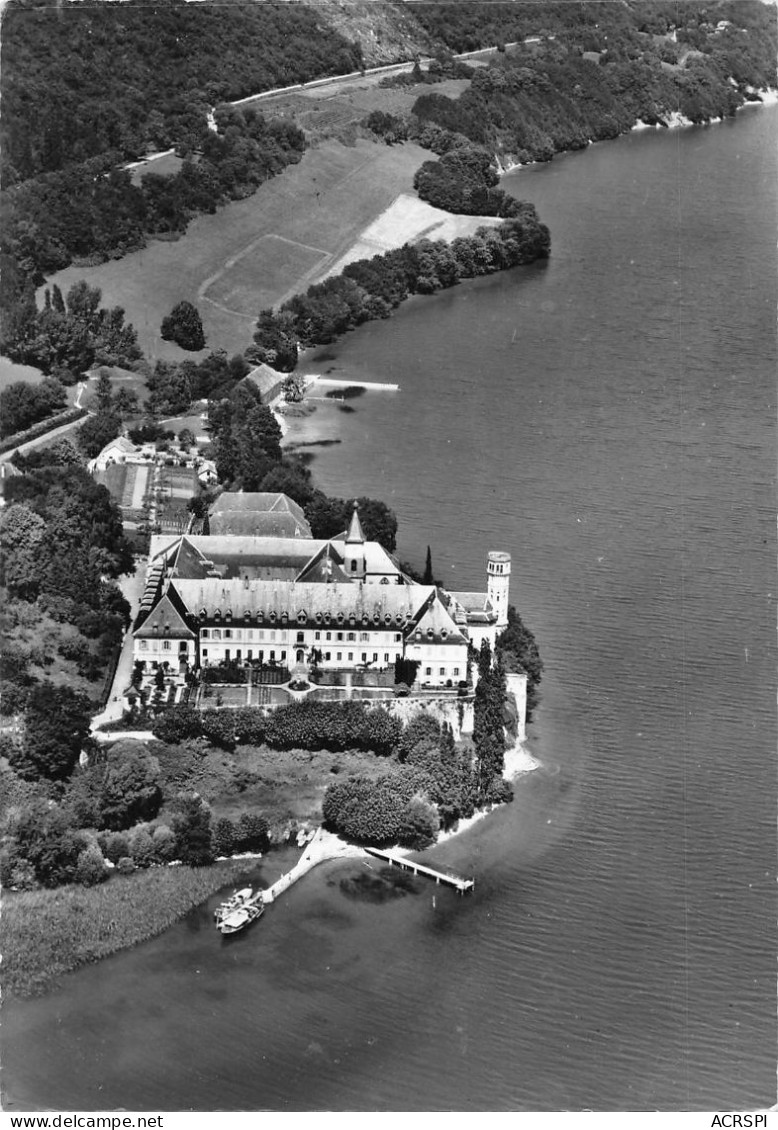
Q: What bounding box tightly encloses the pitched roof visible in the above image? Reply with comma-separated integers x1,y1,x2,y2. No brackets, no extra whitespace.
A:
172,578,436,627
242,364,286,401
100,436,136,456
134,587,197,639
209,512,312,538
448,590,495,625
406,594,468,646
295,541,350,584
210,492,306,520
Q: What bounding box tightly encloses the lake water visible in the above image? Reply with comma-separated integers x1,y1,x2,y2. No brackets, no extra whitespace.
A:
3,106,776,1113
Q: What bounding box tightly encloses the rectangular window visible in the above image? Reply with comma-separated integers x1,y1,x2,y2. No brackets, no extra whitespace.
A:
202,649,208,659
315,631,321,641
225,649,231,661
325,652,331,661
453,667,460,676
361,652,367,662
234,630,242,641
212,629,221,641
347,632,356,642
139,640,148,650
326,632,332,641
395,634,402,643
336,652,342,661
258,630,265,641
236,650,242,661
162,640,171,651
337,632,344,642
360,632,369,642
224,629,232,640
247,650,253,661
373,653,378,663
270,650,275,661
384,653,389,663
281,651,287,661
440,667,445,676
348,652,354,661
425,667,432,676
200,629,209,640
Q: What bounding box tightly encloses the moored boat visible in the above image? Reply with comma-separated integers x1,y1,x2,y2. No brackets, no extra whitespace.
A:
214,887,253,922
218,900,264,935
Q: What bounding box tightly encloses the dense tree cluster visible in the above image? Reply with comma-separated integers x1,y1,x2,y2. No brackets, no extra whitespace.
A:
321,711,503,848
410,2,777,165
413,146,525,216
149,699,403,757
208,381,283,491
323,769,438,848
0,376,66,439
1,0,362,186
497,604,544,718
252,212,549,362
160,301,206,352
472,641,512,801
0,454,133,713
1,281,142,380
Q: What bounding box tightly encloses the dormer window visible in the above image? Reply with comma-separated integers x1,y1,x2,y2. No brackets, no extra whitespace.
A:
427,628,434,639
213,610,221,622
199,609,207,621
244,611,252,622
337,612,344,625
298,611,307,625
281,612,288,625
384,613,392,625
269,611,276,624
225,610,232,623
315,612,323,624
441,629,448,640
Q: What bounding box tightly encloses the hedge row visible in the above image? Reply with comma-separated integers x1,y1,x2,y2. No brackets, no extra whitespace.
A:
0,406,88,454
150,700,402,756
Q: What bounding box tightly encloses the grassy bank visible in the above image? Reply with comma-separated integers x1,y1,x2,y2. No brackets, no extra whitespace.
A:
1,859,253,999
44,139,431,361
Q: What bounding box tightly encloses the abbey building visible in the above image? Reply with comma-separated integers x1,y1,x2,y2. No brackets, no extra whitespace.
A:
132,496,511,691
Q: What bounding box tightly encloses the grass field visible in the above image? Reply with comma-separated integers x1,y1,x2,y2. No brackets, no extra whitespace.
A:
80,368,151,411
0,358,47,392
203,233,328,317
44,139,433,360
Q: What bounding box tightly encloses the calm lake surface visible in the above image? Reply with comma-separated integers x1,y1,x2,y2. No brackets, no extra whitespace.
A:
3,107,776,1113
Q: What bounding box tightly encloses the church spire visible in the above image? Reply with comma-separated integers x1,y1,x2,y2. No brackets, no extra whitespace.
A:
346,500,365,545
344,501,366,579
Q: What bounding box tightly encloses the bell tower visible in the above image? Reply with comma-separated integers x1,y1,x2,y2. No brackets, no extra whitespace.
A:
487,551,511,630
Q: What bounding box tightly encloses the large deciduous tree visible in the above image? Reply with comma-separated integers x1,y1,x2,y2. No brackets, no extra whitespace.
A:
12,683,93,782
160,301,206,352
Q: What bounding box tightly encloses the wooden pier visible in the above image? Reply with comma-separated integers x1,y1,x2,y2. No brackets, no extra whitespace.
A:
364,847,475,894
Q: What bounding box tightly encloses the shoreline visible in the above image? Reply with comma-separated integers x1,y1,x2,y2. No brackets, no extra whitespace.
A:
496,88,778,175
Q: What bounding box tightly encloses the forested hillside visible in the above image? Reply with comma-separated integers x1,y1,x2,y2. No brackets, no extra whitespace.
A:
408,0,777,164
0,0,363,186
